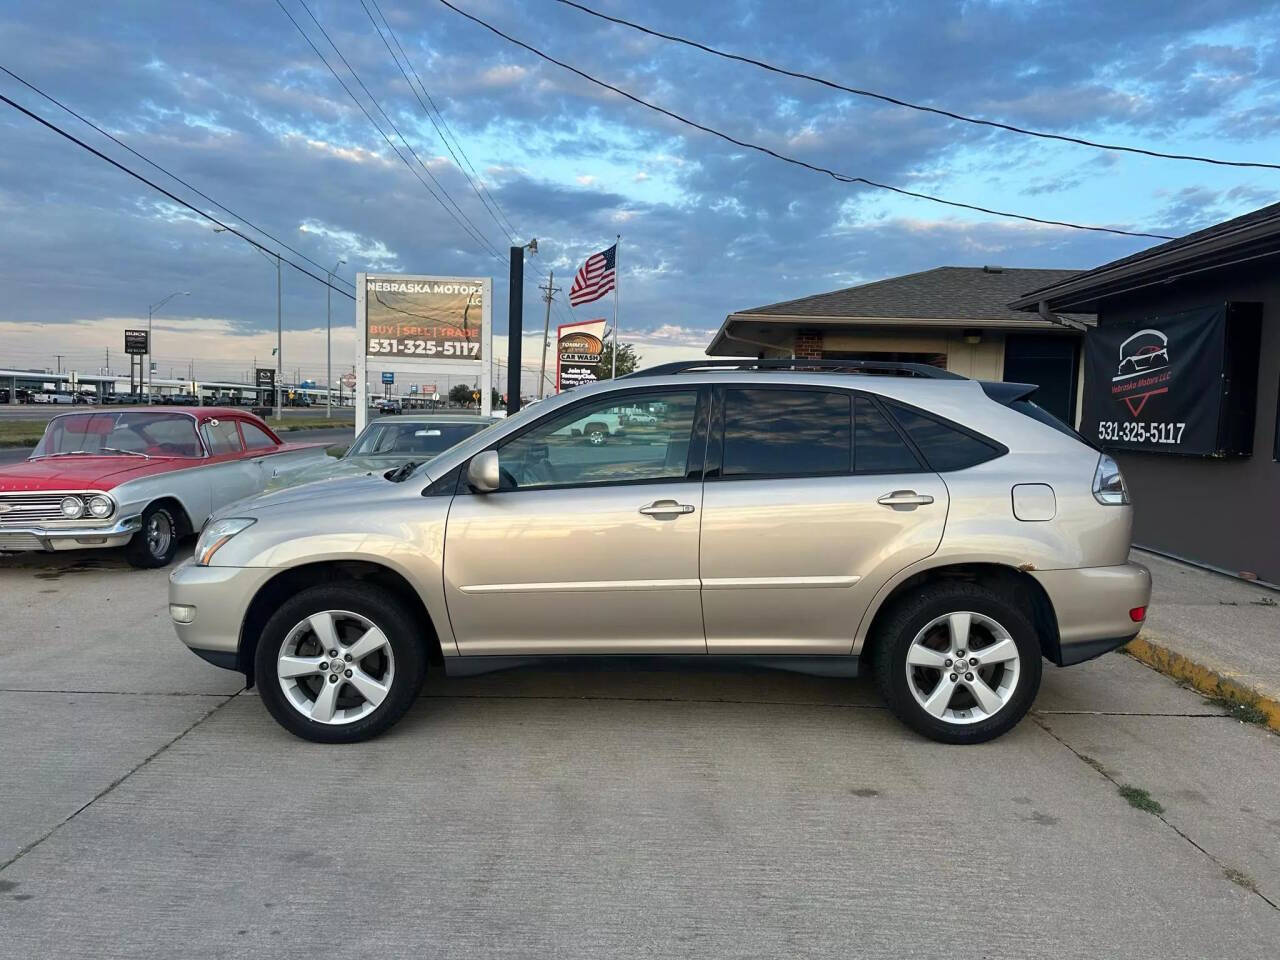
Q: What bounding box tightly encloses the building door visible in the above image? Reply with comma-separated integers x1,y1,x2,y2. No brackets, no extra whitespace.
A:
1003,334,1079,423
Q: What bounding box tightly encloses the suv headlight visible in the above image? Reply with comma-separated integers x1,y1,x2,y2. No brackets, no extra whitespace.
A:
1092,453,1130,505
194,518,256,566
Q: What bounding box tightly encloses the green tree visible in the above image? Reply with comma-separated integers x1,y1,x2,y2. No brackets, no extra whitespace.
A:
448,383,474,406
592,342,640,380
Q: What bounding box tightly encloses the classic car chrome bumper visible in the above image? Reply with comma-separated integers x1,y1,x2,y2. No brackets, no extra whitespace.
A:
0,515,142,552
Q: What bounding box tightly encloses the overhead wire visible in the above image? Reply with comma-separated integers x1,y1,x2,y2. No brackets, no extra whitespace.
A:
435,0,1175,240
278,0,509,265
554,0,1280,172
0,92,355,298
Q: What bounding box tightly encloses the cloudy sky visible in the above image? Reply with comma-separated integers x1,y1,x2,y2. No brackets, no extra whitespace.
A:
1,0,1278,392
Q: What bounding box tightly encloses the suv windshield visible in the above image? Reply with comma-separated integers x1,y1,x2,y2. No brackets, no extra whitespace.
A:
32,412,204,458
348,420,495,458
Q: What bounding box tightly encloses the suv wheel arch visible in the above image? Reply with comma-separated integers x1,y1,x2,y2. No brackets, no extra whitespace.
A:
238,560,443,687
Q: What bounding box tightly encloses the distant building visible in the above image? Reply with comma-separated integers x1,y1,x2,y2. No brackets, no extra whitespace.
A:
710,266,1088,423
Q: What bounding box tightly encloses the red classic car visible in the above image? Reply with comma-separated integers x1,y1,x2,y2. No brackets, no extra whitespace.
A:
0,408,327,567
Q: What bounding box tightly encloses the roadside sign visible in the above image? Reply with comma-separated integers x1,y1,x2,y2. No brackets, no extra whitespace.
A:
381,371,395,384
410,385,419,394
423,383,437,395
124,329,148,355
340,372,357,389
471,390,481,401
431,391,440,402
255,368,276,390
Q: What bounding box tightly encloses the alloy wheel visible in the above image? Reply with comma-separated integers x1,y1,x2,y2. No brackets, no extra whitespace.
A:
276,610,396,725
904,611,1021,725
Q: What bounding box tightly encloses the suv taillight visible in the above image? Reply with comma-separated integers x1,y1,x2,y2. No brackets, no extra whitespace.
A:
1092,453,1129,505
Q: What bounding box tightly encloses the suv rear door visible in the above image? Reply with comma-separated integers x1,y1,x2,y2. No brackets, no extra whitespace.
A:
699,387,947,654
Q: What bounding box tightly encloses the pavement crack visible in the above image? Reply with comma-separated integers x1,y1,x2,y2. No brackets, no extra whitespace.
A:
1031,714,1280,913
0,687,244,875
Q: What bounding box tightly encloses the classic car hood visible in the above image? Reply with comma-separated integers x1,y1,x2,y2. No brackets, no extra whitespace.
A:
0,456,188,492
266,456,398,491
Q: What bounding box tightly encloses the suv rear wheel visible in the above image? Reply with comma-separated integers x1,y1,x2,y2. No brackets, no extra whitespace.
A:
255,583,427,743
873,582,1042,744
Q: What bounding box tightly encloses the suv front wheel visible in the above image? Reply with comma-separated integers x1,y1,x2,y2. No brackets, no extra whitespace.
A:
873,582,1042,744
255,583,427,743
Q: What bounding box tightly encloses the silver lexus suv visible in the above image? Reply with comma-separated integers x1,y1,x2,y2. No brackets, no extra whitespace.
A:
169,360,1151,745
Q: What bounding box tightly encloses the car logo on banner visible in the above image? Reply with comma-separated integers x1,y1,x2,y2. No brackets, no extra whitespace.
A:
1111,328,1172,416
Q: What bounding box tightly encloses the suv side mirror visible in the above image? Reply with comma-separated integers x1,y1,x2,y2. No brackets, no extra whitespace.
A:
467,450,500,493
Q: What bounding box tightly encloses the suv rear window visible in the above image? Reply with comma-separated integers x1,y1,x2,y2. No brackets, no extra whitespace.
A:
854,396,921,473
885,401,1003,472
722,388,851,477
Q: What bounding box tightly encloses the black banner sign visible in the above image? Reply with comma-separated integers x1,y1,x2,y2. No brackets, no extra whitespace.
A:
124,329,148,355
255,368,276,390
1081,306,1227,455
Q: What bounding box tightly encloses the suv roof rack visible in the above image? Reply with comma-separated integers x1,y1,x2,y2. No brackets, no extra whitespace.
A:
622,358,966,380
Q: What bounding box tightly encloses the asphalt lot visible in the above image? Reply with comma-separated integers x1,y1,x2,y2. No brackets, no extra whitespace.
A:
0,548,1277,958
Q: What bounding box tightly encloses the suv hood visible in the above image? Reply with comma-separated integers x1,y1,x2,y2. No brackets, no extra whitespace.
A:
224,472,397,517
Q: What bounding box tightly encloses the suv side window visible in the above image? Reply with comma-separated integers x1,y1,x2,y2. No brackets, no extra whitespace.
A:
497,390,699,490
721,387,851,478
202,419,243,455
885,400,1003,472
854,396,923,473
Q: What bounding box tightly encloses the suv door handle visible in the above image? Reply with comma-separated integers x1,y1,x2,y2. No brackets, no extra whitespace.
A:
639,500,696,517
877,490,934,507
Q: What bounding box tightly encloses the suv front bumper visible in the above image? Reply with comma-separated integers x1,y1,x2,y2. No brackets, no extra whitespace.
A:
169,559,274,672
1032,562,1152,665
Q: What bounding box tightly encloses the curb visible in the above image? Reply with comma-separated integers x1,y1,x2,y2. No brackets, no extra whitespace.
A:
1122,633,1280,733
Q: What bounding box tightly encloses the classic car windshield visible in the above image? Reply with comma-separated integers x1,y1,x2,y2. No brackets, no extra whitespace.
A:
32,412,204,458
347,420,495,458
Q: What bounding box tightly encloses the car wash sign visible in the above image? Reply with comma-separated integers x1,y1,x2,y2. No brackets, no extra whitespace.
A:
1081,305,1234,455
556,318,606,391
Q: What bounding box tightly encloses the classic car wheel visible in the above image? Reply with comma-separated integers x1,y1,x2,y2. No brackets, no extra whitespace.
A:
873,582,1041,745
255,583,426,743
125,503,180,569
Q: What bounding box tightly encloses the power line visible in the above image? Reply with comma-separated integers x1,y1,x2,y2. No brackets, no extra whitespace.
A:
555,0,1280,173
436,0,1175,241
0,92,355,299
360,0,520,243
278,0,508,265
0,65,355,292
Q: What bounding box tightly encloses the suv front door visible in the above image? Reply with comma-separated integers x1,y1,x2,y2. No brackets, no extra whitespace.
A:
444,388,707,655
698,387,947,654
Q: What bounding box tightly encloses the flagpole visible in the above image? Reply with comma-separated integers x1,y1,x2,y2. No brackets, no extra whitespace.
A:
611,234,620,379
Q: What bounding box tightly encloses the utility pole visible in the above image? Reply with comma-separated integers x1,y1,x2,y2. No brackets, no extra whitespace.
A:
275,254,283,419
326,258,346,416
537,271,560,399
54,354,63,374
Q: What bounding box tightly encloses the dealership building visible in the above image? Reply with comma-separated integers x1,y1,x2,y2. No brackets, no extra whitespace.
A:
1011,201,1280,586
709,266,1089,424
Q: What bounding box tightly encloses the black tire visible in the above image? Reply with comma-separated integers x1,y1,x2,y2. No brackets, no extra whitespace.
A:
872,581,1042,745
255,582,427,743
124,502,180,568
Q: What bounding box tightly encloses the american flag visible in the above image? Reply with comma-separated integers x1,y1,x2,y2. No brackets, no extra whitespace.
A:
568,243,617,307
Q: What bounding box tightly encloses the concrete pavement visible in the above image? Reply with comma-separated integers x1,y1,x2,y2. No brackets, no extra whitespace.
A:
0,549,1277,958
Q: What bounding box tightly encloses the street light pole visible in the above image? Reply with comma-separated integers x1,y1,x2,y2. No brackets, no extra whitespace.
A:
146,290,190,401
326,258,346,416
275,253,282,420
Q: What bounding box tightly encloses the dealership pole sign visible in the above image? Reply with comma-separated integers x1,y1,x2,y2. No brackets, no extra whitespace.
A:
1080,304,1257,456
556,318,607,392
355,273,492,431
124,330,148,355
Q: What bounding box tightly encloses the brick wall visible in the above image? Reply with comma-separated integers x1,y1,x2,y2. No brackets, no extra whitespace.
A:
793,330,824,359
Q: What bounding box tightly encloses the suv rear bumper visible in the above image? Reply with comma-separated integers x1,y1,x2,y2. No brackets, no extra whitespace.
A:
1031,562,1151,666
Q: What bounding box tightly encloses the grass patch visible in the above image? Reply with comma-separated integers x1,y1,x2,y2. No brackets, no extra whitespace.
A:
1223,866,1259,893
271,418,354,432
0,420,48,447
1117,784,1165,816
1206,695,1268,726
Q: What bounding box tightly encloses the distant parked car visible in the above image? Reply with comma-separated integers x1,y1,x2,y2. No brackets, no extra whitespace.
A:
267,414,499,491
377,398,402,415
73,393,98,405
34,392,74,404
